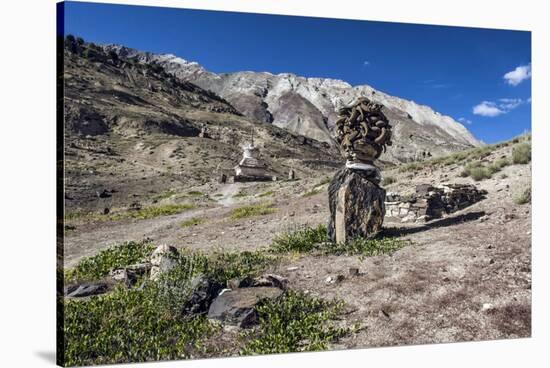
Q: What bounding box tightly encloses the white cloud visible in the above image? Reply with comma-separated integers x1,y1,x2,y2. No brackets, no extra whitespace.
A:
458,117,472,125
473,101,505,117
472,98,526,117
503,64,531,86
498,98,523,110
363,60,370,66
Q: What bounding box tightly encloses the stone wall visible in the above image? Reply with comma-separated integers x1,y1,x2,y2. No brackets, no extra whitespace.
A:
385,183,487,223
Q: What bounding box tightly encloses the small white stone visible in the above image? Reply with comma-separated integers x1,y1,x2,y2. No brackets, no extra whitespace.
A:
482,303,494,311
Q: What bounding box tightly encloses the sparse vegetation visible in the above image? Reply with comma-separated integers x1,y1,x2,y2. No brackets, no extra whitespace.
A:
65,204,195,223
65,240,155,283
302,187,323,197
230,202,275,219
187,190,203,197
62,283,216,366
258,190,274,197
241,290,351,354
271,224,329,253
153,189,177,201
515,186,532,205
512,143,531,164
180,217,204,227
382,176,396,185
271,225,406,257
460,158,510,181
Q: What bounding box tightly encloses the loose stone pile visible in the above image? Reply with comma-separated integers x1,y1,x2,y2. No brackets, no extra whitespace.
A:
385,183,487,223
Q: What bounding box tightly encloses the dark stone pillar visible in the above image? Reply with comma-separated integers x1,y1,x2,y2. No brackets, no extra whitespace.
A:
327,168,386,243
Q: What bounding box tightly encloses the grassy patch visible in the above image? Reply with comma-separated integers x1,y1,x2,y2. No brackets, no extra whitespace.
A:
124,204,195,220
65,204,195,223
62,244,279,365
187,190,203,197
230,203,275,219
270,224,329,253
153,189,177,201
180,217,204,228
240,290,351,355
460,158,510,181
315,176,331,186
271,225,406,257
398,162,422,173
512,143,531,164
302,188,323,197
258,190,274,198
65,240,155,283
382,176,396,185
62,284,216,366
514,186,531,205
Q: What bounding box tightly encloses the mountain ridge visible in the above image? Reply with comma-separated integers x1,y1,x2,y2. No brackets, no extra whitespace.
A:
103,44,481,159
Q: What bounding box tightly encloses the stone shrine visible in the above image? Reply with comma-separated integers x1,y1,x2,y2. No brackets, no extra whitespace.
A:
327,97,393,243
234,143,272,182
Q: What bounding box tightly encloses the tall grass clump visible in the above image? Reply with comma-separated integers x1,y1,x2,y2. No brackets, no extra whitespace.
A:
512,143,531,164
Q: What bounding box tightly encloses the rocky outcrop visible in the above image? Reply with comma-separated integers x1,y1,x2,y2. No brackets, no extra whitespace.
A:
328,168,386,243
149,245,179,281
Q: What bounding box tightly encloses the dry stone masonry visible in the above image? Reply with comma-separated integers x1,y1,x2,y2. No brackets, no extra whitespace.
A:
385,183,487,223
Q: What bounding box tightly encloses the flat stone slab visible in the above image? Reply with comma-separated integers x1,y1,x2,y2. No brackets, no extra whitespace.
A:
64,282,109,298
207,287,283,328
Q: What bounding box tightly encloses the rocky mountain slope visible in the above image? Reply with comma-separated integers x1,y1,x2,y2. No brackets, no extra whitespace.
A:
104,45,481,162
62,37,341,212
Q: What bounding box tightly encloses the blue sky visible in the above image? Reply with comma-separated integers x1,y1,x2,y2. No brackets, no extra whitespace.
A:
62,2,531,144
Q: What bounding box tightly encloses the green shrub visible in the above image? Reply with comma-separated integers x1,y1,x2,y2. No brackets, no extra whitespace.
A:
512,143,531,164
468,167,492,181
65,240,155,283
241,290,351,355
271,224,329,253
514,186,531,204
230,203,275,219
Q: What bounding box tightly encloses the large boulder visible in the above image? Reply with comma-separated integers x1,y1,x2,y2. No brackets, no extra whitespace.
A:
182,275,224,316
149,245,179,281
207,287,283,328
327,167,386,243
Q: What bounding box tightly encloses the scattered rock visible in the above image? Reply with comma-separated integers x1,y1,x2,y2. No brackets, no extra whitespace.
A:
325,274,345,284
207,287,283,328
96,189,112,198
349,267,359,276
286,266,299,271
109,262,151,286
288,169,296,180
65,282,109,298
149,245,179,281
183,275,224,316
227,274,288,290
482,303,494,312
